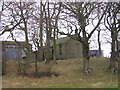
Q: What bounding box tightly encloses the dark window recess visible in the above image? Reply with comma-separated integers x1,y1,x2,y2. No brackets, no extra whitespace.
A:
43,49,45,60
59,44,62,55
52,48,53,59
52,48,54,56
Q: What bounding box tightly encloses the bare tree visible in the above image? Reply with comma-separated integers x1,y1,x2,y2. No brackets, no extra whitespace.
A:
60,2,108,75
0,0,4,23
0,2,36,75
51,2,62,62
104,2,120,74
97,5,102,57
42,2,62,61
0,2,23,75
97,28,102,56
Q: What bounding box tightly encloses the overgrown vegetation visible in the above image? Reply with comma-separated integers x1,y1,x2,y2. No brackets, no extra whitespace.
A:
1,2,120,75
2,57,118,88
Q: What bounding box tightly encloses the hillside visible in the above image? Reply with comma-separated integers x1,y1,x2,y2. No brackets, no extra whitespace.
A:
2,57,118,88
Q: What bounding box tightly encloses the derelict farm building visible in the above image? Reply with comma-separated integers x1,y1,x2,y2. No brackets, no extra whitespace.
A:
39,37,103,60
0,38,103,61
39,37,83,60
0,41,27,60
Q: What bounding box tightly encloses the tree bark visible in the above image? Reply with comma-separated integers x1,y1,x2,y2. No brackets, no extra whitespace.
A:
20,2,31,74
44,2,51,63
40,2,43,48
82,39,91,75
0,1,4,23
98,30,102,56
35,52,38,73
109,29,118,74
81,15,91,75
53,28,56,61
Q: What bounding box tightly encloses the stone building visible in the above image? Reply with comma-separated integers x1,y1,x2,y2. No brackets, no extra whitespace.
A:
39,37,83,60
0,41,26,60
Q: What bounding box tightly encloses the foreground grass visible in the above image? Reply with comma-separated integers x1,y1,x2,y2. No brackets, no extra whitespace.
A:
2,57,118,88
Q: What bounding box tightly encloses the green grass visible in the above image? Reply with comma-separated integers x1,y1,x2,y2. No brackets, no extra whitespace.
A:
2,57,118,88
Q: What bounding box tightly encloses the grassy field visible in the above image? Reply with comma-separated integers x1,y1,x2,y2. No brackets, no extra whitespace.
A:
2,57,118,88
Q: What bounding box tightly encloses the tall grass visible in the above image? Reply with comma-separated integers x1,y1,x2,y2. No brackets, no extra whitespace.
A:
2,57,118,88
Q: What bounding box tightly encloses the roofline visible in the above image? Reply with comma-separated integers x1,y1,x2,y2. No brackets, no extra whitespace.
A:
0,41,25,44
90,49,103,51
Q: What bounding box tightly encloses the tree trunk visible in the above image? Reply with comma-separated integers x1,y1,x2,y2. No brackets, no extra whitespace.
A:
81,15,91,75
109,30,118,74
53,3,61,62
46,30,51,62
35,52,38,73
98,30,102,56
20,6,31,74
53,28,56,61
44,2,51,63
0,1,4,23
24,20,31,74
40,2,43,47
24,40,31,74
80,14,91,75
82,40,91,75
116,39,119,60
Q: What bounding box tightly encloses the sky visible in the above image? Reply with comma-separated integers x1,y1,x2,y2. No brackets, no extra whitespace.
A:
0,28,112,57
1,0,120,2
0,1,113,57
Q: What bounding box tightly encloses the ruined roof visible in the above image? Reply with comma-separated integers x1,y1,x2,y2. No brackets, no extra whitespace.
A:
50,37,70,46
0,41,25,44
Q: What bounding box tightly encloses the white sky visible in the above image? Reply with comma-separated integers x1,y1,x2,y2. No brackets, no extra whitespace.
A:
0,29,112,57
0,1,113,57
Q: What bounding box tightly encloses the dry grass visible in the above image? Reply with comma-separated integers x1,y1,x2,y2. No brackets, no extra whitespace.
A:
2,57,118,88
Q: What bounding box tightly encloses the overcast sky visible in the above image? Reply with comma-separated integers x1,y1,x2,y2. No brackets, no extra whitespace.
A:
0,1,113,57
